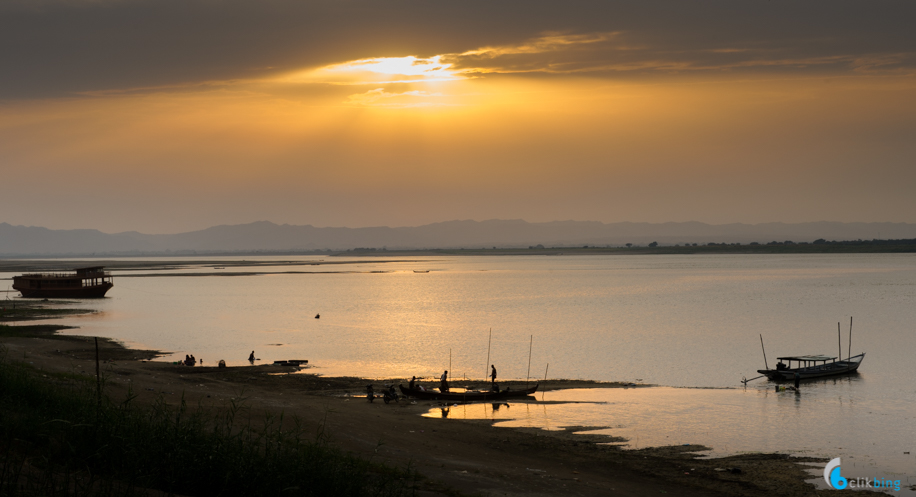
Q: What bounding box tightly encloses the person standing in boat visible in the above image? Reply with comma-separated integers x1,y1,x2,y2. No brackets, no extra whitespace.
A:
490,365,497,385
248,351,255,363
440,370,449,392
409,376,417,390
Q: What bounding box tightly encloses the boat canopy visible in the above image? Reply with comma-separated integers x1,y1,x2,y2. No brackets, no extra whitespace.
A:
776,355,836,362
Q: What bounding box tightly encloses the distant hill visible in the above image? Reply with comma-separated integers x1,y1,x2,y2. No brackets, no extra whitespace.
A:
2,220,916,256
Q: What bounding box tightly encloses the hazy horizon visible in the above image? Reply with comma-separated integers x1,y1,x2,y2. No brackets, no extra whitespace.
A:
2,1,915,234
6,218,916,236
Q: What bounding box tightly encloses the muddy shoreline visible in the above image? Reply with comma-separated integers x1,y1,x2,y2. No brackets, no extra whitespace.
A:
0,303,862,496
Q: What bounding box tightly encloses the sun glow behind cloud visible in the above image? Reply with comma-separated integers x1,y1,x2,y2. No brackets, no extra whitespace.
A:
292,55,461,85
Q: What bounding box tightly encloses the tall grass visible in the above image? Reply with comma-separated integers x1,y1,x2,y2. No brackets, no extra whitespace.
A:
0,350,418,496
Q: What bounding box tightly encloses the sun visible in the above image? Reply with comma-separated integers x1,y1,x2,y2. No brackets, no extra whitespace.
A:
330,56,455,78
290,56,462,85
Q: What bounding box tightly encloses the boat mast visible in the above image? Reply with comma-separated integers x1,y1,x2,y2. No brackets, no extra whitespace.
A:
526,335,533,388
759,334,769,370
484,328,492,382
848,316,852,362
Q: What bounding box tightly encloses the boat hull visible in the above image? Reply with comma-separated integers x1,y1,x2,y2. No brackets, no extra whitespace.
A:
758,353,865,381
400,383,538,401
13,282,113,299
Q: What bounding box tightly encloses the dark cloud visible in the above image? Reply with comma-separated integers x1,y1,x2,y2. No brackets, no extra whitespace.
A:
1,0,914,98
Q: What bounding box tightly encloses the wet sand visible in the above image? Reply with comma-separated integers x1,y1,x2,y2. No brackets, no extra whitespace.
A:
0,324,862,497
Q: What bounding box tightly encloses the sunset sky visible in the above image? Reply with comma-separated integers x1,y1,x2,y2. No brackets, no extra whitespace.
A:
2,0,915,234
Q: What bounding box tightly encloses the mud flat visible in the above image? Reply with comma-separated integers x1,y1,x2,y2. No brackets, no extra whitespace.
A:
0,319,853,497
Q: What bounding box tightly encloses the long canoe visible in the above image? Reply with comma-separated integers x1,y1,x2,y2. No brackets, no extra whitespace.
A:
399,383,538,401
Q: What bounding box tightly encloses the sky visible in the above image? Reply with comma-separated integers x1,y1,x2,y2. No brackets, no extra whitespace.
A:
1,0,915,234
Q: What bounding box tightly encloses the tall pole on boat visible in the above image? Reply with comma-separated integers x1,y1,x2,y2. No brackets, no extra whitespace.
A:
526,335,533,388
449,348,452,375
838,322,842,360
759,334,769,370
485,328,492,382
848,316,853,362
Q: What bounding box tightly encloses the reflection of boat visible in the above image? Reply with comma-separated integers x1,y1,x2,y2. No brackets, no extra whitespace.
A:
12,266,113,298
399,383,538,401
757,353,865,381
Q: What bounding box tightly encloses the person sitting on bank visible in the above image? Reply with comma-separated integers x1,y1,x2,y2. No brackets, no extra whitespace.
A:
440,370,449,392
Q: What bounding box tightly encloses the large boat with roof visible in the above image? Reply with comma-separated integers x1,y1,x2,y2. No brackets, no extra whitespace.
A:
12,266,113,298
757,353,864,381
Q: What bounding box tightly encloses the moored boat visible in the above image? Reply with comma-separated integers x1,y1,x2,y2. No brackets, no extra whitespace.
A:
399,383,538,401
12,266,113,299
757,353,865,381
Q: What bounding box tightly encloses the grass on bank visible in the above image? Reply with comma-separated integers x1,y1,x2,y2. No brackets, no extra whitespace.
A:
0,348,419,496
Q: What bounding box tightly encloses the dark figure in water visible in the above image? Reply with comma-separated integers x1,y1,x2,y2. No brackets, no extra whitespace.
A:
440,370,449,393
315,313,320,319
248,351,255,362
409,376,417,390
366,384,375,403
490,364,497,384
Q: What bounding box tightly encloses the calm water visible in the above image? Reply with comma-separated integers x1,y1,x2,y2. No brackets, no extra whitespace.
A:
3,254,915,490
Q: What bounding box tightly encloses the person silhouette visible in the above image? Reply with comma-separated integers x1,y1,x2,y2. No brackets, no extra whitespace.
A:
248,351,255,362
440,370,449,392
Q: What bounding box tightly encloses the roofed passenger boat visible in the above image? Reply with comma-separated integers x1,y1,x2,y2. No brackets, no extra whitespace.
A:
757,353,865,381
399,383,538,401
12,266,113,298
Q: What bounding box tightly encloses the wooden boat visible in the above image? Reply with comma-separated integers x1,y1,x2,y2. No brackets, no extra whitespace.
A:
271,360,309,367
399,383,538,401
12,266,113,298
757,353,865,381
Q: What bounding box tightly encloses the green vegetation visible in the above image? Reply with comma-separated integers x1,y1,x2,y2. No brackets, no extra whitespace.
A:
0,323,76,339
0,301,93,323
0,351,419,496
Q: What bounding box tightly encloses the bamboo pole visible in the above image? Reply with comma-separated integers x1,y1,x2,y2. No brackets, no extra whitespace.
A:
544,363,549,381
526,335,533,388
95,337,101,409
759,334,769,370
838,322,842,360
848,316,853,361
485,328,492,382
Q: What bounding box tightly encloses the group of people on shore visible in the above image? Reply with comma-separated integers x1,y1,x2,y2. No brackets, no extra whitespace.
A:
182,354,199,366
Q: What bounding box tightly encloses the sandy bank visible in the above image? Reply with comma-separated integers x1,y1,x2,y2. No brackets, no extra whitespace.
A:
0,321,855,497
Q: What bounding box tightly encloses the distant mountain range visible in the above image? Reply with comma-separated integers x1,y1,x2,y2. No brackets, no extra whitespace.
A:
2,220,916,256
